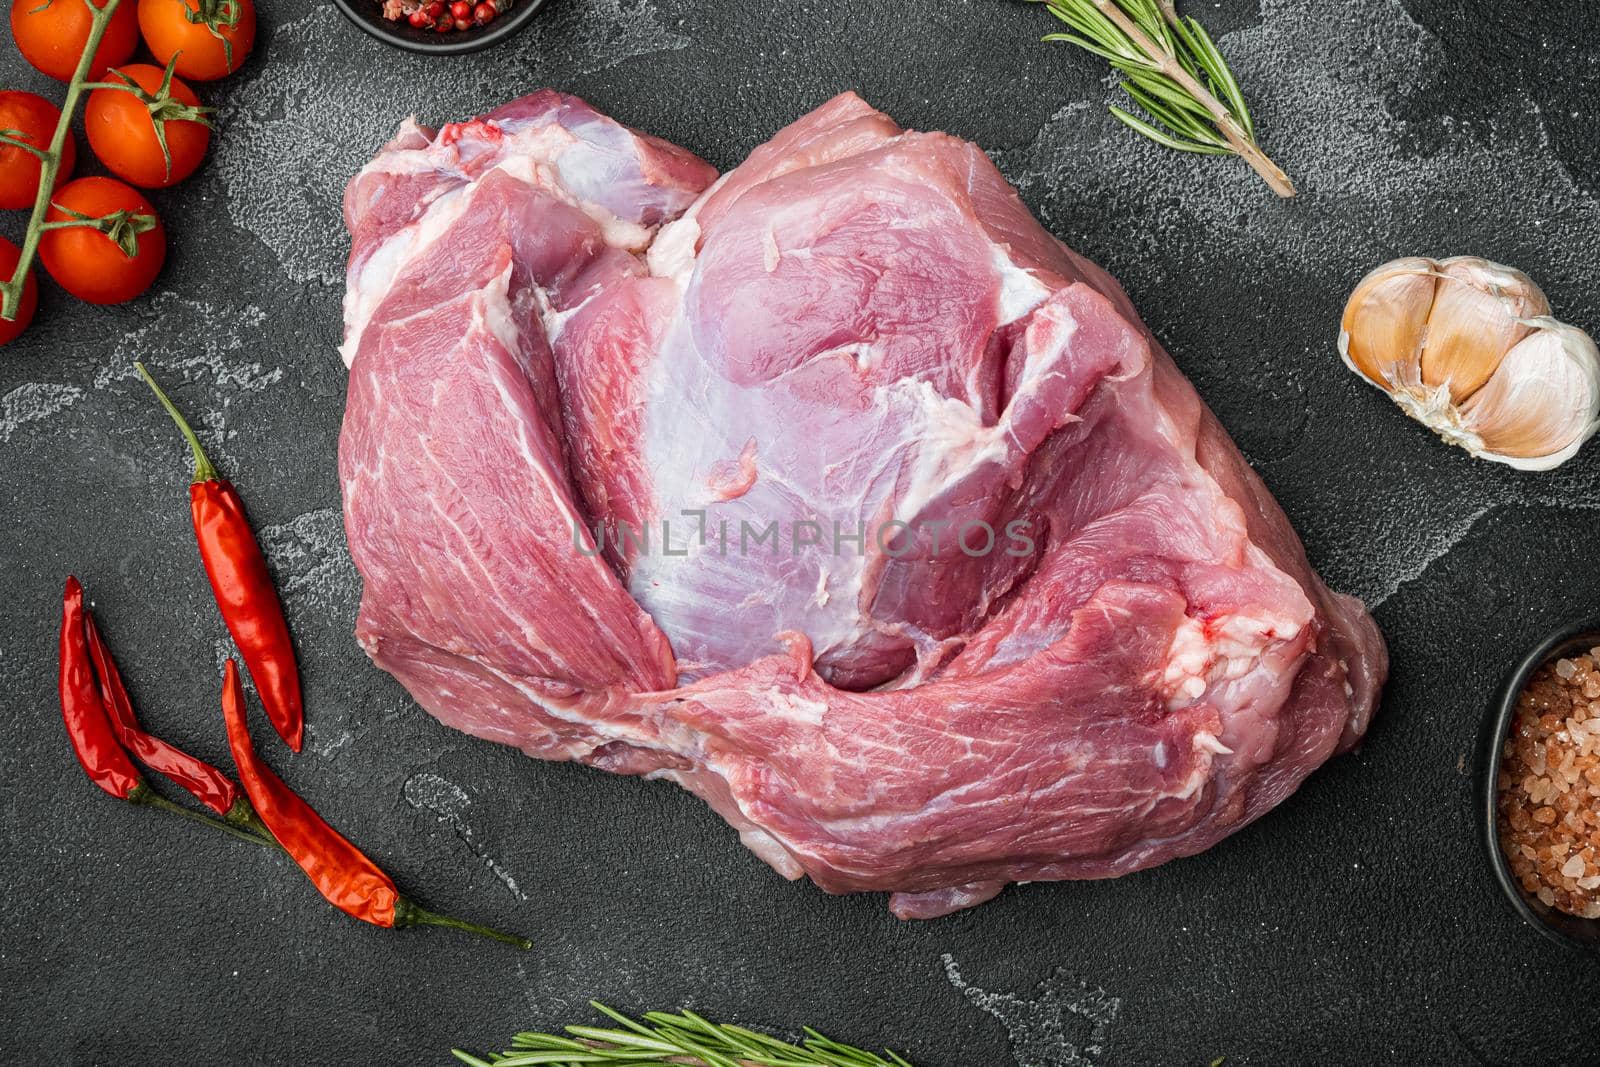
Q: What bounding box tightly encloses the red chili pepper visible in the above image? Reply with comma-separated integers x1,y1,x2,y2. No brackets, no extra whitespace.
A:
60,577,143,800
220,661,529,948
61,576,276,849
136,363,304,752
84,609,239,817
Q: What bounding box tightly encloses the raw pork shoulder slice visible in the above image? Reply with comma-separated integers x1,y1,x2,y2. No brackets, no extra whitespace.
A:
339,90,1387,918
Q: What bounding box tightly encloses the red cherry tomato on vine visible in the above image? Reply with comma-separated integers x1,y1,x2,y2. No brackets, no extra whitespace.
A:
10,0,138,82
0,237,38,347
0,91,76,210
85,64,212,188
137,0,255,82
39,177,166,305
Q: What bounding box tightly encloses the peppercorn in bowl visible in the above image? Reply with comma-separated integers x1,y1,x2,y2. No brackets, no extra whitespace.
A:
333,0,545,54
1481,624,1600,952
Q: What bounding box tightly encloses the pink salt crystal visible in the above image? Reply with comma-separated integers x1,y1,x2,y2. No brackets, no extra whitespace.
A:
1497,656,1600,919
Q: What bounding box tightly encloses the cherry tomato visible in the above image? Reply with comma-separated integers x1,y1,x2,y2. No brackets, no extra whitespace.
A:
137,0,255,82
85,64,211,188
472,2,494,23
449,1,469,17
0,91,76,210
0,237,38,347
10,0,138,82
39,177,166,305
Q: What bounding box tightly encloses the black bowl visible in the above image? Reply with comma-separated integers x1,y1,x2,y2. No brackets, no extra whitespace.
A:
1479,623,1600,953
332,0,546,55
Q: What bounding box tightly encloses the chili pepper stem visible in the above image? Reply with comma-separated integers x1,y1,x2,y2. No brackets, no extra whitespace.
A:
134,361,220,483
224,795,275,841
0,0,126,322
393,897,532,950
131,783,276,848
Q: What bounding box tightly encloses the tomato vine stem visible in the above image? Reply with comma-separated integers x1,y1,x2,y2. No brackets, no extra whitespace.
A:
0,0,141,323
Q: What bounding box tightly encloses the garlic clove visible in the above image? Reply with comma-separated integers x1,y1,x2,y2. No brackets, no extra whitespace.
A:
1340,254,1599,469
1339,257,1436,389
1420,257,1550,402
1459,319,1600,470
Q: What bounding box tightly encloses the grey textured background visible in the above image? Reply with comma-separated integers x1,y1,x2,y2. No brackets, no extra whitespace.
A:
4,1,1600,1063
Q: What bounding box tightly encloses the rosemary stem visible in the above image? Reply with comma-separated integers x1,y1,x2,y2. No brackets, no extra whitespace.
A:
1091,0,1296,197
0,0,124,322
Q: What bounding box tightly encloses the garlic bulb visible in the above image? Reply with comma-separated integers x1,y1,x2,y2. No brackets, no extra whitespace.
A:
1339,256,1600,470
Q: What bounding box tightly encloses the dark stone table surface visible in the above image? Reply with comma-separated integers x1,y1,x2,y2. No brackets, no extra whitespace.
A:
4,1,1600,1063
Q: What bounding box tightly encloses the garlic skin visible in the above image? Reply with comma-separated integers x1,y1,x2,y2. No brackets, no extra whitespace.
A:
1339,256,1600,470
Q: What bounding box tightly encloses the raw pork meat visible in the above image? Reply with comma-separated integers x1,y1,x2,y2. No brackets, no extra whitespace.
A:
339,91,1386,918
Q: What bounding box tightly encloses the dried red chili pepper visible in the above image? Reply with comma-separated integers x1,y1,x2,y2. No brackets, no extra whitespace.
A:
60,577,270,847
135,362,304,752
84,608,268,836
220,660,530,948
60,577,143,801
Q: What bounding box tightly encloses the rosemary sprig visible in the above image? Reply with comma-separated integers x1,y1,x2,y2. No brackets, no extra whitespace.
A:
1030,0,1296,197
453,1002,917,1067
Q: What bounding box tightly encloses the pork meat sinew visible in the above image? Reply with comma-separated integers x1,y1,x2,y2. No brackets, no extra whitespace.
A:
338,91,1387,918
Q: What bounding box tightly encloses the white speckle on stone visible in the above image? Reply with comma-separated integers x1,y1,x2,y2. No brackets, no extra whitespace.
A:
312,728,355,760
403,771,529,901
942,953,1120,1067
0,383,85,443
99,293,275,392
258,508,361,617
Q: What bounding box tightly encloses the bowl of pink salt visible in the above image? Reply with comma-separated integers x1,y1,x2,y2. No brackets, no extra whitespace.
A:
1482,626,1600,951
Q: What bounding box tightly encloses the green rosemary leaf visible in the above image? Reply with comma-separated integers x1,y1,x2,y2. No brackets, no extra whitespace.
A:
1044,31,1136,65
1109,106,1230,154
1043,0,1138,59
593,1002,663,1039
1120,66,1216,123
1118,72,1222,142
564,1027,681,1052
1182,15,1254,137
1124,0,1173,51
1115,85,1214,145
510,1034,592,1050
1118,82,1204,142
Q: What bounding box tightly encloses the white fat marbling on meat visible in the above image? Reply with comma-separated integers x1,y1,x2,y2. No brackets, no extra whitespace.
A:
993,247,1052,325
341,182,472,367
1159,609,1308,709
646,213,700,281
